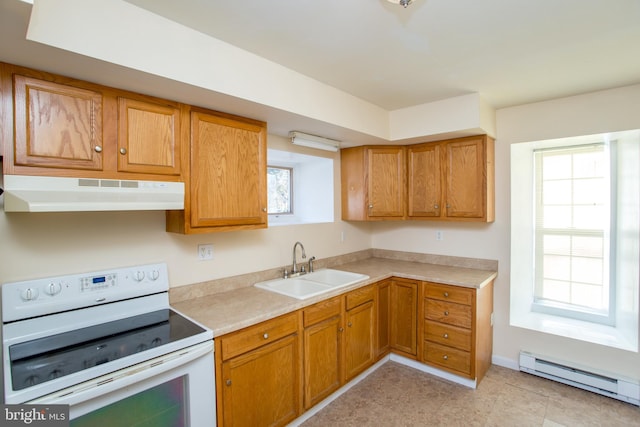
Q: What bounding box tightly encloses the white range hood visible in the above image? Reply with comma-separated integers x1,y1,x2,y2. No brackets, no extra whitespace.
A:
2,175,185,212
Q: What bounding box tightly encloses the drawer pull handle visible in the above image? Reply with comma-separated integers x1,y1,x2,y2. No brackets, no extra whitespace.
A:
444,311,449,316
226,379,232,386
443,355,449,360
444,292,449,297
443,333,449,339
263,333,269,340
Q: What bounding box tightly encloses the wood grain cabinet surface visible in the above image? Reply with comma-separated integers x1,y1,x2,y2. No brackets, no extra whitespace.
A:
1,63,182,181
166,108,268,234
341,145,406,220
216,312,301,427
408,135,495,222
390,277,419,358
302,296,342,409
421,281,494,382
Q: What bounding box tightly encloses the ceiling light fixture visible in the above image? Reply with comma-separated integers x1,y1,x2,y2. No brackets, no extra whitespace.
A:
387,0,413,8
289,131,340,152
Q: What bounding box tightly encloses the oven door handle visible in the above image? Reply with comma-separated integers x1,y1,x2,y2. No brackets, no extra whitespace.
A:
28,340,214,405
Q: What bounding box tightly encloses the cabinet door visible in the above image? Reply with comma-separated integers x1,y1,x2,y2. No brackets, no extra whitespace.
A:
303,316,342,409
117,97,181,176
444,137,486,219
366,147,405,219
390,279,418,356
190,111,267,229
221,335,299,427
344,300,375,380
376,280,390,357
13,75,103,171
407,143,441,217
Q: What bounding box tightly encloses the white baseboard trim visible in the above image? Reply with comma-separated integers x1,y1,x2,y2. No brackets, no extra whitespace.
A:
491,354,519,370
390,354,478,388
288,355,390,426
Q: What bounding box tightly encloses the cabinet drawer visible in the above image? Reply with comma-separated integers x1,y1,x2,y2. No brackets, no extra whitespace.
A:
425,299,472,329
304,296,341,327
423,342,471,375
346,285,375,310
424,320,471,351
220,312,298,361
424,282,473,306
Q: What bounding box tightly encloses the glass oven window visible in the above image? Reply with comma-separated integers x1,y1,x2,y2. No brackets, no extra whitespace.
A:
70,375,188,427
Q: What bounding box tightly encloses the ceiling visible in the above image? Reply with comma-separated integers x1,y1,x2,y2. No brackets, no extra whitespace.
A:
123,0,640,110
0,0,639,145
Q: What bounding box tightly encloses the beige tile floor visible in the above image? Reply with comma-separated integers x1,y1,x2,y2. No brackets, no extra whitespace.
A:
301,361,640,426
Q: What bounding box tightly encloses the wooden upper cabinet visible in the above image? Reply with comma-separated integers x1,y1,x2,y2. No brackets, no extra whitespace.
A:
117,97,180,176
2,63,183,182
12,75,104,171
166,108,267,234
407,143,441,218
407,135,495,222
341,145,405,220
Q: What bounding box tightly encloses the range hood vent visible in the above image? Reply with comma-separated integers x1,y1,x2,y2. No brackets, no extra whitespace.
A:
2,175,185,212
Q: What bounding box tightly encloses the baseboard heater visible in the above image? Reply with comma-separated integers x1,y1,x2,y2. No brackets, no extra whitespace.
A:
519,351,640,406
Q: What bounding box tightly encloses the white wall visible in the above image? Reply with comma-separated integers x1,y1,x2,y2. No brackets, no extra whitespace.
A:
0,134,371,287
372,83,640,380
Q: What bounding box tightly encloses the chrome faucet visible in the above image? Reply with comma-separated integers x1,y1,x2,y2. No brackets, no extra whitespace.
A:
291,241,306,274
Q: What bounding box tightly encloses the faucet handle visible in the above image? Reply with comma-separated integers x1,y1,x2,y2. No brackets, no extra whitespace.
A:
283,269,289,279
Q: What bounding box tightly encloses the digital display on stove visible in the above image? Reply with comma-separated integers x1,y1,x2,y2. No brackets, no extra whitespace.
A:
92,276,106,284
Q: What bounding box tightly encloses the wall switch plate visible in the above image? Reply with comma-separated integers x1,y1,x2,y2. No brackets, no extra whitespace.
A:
198,244,214,261
436,230,443,241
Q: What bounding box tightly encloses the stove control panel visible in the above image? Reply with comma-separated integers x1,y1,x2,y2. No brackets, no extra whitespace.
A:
2,263,169,323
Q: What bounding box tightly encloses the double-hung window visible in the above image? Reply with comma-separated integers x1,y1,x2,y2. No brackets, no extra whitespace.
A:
510,129,639,351
532,144,613,324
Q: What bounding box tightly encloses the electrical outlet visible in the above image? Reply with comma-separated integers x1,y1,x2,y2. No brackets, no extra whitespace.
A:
436,230,443,241
197,244,214,261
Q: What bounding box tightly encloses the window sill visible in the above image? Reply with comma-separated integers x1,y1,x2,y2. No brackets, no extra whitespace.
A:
511,310,638,352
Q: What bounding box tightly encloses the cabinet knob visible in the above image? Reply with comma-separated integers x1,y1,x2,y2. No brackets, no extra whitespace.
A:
226,379,232,386
263,333,269,340
348,322,353,327
443,333,449,339
444,292,449,297
368,204,373,209
444,311,449,316
119,147,127,155
94,145,102,153
446,203,451,209
339,327,344,332
443,355,449,360
262,208,267,212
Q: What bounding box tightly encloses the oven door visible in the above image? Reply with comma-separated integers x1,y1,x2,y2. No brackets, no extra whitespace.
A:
29,341,215,427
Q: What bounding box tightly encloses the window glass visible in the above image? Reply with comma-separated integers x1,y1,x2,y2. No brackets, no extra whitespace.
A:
267,166,292,214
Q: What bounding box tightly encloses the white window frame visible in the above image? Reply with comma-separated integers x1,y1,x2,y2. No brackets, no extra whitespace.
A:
531,143,615,326
509,130,639,352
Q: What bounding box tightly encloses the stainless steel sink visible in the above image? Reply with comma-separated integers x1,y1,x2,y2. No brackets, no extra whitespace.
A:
254,269,369,300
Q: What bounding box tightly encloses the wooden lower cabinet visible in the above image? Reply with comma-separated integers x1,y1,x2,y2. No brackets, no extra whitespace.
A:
215,278,493,425
302,296,342,409
376,279,391,358
390,278,419,357
421,281,494,382
216,312,301,427
344,285,376,381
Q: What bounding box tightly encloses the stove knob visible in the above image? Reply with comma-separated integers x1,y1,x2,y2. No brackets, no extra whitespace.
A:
20,288,39,301
148,270,160,281
49,369,63,380
136,343,148,352
151,338,163,347
44,282,62,296
133,271,145,282
24,375,40,387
